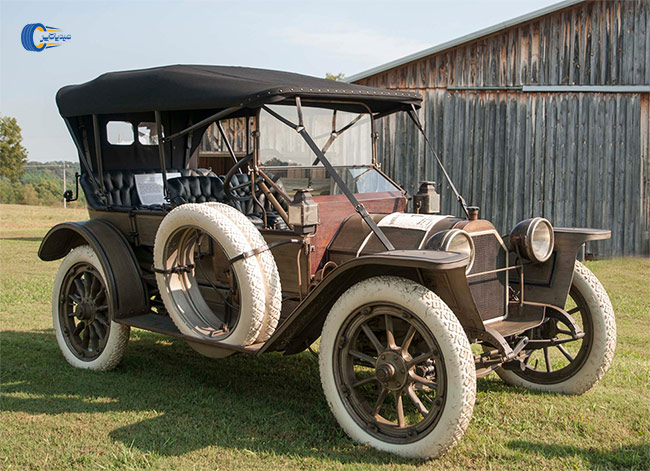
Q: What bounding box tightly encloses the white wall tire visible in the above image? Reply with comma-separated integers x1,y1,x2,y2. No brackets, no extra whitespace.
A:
494,261,616,395
319,276,476,460
153,203,267,354
52,245,130,371
205,202,282,343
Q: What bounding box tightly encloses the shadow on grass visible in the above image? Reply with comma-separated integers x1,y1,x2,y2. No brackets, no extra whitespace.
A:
0,236,43,242
507,441,650,470
0,328,415,466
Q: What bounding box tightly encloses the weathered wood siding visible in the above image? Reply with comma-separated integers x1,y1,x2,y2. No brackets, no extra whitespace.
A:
357,0,650,256
360,1,649,88
201,117,249,153
377,90,646,255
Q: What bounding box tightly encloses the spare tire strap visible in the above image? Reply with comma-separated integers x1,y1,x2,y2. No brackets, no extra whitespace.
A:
152,264,195,275
228,239,301,264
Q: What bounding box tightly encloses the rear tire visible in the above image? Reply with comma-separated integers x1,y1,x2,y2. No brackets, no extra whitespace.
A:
52,245,130,370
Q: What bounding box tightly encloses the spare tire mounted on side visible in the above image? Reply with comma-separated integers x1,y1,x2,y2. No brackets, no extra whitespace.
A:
153,203,281,354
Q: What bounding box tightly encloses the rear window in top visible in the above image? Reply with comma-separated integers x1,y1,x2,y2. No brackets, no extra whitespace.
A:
106,121,134,145
138,122,159,145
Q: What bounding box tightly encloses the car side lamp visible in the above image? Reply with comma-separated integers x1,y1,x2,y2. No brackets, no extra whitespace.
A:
288,188,319,234
413,181,440,214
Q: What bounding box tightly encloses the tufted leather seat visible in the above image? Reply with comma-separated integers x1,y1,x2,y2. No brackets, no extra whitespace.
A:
227,173,256,214
81,168,216,210
224,173,290,230
82,168,291,230
166,176,227,206
167,173,290,230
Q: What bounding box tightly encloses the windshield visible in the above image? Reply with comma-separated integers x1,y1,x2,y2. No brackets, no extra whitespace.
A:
258,104,372,167
258,104,401,197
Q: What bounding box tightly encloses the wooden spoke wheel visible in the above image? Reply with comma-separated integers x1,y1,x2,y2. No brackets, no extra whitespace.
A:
512,288,592,383
333,303,447,443
52,245,129,370
495,261,616,395
59,262,111,360
319,276,476,459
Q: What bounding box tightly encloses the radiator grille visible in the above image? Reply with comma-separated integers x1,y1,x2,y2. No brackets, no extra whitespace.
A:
468,232,507,321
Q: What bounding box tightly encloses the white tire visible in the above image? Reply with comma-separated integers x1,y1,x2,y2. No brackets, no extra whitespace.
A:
494,261,616,395
52,245,130,370
153,203,267,352
205,202,282,343
319,276,476,460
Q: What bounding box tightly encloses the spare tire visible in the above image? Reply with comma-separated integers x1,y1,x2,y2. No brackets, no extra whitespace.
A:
153,203,270,354
206,202,282,343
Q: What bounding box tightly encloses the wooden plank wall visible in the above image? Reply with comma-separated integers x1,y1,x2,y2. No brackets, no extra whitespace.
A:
200,117,248,153
360,1,649,88
376,90,646,256
357,0,650,256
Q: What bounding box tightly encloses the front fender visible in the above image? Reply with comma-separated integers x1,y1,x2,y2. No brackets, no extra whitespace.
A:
512,227,611,308
39,219,148,319
259,249,484,355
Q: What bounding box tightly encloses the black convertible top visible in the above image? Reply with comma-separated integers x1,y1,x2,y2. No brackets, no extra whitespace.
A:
56,65,422,117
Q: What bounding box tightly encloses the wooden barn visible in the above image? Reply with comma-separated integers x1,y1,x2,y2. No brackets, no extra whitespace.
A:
347,0,649,257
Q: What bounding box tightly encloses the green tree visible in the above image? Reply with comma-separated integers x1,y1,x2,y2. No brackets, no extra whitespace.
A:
19,183,39,205
33,178,62,205
325,72,346,81
0,116,28,182
0,178,19,203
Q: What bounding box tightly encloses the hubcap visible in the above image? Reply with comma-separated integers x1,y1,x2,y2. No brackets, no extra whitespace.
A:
375,351,408,390
76,301,95,322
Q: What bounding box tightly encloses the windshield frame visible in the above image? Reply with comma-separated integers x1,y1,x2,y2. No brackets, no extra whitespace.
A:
254,99,378,169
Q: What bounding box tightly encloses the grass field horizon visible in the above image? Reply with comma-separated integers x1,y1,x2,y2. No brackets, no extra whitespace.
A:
1,204,648,470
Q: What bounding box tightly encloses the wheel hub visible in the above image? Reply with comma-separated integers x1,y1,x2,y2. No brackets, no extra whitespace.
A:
375,350,408,391
76,301,95,322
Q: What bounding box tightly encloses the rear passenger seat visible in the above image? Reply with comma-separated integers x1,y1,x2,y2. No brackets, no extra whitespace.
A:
81,168,216,211
82,169,289,230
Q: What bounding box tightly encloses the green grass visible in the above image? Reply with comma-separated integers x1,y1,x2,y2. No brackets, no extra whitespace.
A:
1,204,649,470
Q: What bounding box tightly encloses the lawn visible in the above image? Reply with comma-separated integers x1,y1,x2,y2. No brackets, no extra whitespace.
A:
1,203,648,470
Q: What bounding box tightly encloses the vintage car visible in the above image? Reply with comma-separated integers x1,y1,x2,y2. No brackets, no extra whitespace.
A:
39,65,616,459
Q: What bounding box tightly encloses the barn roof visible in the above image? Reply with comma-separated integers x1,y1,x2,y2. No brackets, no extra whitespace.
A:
56,65,422,117
346,0,586,83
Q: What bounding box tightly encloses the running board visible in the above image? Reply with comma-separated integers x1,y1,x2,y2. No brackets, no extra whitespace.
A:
114,313,263,354
487,302,546,337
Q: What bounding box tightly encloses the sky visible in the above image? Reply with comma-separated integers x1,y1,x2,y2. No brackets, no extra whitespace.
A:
1,0,560,162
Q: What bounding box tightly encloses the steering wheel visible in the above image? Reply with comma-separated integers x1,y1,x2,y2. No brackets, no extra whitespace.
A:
224,154,289,207
223,154,257,203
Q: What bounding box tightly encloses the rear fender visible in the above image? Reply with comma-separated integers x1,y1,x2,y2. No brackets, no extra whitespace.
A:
259,249,485,355
39,219,148,319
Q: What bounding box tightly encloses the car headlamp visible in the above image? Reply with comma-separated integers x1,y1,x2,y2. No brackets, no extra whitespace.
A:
426,229,475,274
510,217,554,263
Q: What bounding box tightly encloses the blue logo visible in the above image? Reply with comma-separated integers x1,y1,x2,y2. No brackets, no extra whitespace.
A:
21,23,71,52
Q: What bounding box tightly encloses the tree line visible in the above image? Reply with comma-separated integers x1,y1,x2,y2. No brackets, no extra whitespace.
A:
0,115,85,207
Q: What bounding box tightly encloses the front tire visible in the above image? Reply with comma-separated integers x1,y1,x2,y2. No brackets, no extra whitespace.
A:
319,276,476,460
52,245,130,370
495,261,616,394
